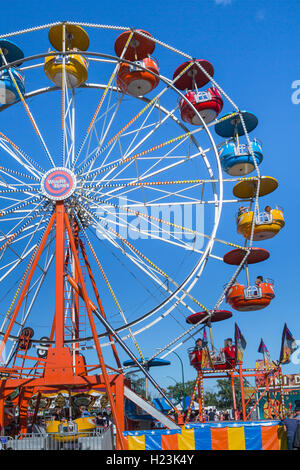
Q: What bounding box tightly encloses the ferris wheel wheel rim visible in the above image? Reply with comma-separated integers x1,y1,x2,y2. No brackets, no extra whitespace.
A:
0,26,227,349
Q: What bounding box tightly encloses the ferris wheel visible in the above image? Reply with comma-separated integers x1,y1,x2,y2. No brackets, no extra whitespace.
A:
0,22,284,373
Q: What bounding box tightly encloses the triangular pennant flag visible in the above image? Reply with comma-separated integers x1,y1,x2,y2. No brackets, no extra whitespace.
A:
279,323,297,364
235,323,247,363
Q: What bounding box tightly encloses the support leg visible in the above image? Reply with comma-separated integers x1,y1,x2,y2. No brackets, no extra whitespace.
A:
239,363,246,421
64,212,125,450
231,371,238,420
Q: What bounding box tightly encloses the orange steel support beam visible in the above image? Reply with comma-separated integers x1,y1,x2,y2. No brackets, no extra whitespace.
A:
74,221,80,352
197,372,204,422
245,368,281,420
19,387,33,434
238,362,246,421
55,202,65,350
0,381,5,434
79,239,121,369
0,214,55,359
230,371,238,420
64,211,125,450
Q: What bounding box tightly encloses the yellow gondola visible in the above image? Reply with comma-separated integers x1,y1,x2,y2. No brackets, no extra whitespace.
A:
44,24,89,88
46,417,96,442
44,51,88,88
237,207,285,240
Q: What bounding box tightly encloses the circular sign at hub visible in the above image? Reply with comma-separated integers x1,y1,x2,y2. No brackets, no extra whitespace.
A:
41,168,76,201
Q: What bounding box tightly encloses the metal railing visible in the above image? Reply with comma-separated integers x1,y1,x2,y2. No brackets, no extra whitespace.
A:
194,90,211,103
244,286,262,299
255,211,273,225
2,426,114,450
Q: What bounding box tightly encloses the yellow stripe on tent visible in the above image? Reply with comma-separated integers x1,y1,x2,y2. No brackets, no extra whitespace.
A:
178,429,195,450
227,427,246,450
128,435,146,450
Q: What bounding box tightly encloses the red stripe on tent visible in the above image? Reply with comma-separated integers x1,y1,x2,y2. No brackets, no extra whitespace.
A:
261,425,280,450
161,433,179,450
211,427,229,450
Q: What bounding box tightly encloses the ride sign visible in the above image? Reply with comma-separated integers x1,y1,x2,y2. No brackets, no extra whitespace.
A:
41,168,77,201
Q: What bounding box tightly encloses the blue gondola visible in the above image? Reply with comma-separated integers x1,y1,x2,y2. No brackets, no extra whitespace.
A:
218,138,263,176
215,111,258,137
0,68,25,105
0,40,25,105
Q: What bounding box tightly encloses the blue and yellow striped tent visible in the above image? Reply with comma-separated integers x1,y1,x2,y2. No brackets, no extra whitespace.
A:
123,421,287,450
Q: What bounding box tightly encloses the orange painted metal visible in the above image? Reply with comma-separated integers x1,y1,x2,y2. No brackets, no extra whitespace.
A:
55,202,65,350
226,282,275,311
79,239,122,369
0,213,55,359
0,202,129,443
64,211,125,450
117,57,159,96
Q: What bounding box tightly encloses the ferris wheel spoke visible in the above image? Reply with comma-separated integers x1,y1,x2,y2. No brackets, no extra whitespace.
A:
0,166,40,186
91,220,205,319
76,221,146,358
120,101,162,161
81,140,208,199
89,197,203,255
0,228,55,346
77,61,195,177
83,87,125,175
87,192,243,259
72,30,136,171
80,121,196,182
5,246,55,363
79,199,209,314
0,133,44,179
0,195,43,222
80,111,211,179
0,51,55,169
61,24,67,167
0,201,48,254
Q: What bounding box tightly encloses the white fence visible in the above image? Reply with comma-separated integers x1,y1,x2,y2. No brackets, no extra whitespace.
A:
0,426,114,450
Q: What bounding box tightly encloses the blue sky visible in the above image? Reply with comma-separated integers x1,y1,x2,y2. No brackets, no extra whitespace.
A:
0,0,299,396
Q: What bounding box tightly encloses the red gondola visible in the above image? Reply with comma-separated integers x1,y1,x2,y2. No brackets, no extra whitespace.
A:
179,87,223,125
114,30,155,61
188,347,236,371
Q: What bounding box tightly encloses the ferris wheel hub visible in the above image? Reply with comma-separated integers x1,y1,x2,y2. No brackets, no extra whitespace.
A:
41,167,77,201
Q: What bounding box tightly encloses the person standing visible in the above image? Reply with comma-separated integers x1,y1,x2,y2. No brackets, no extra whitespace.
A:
208,408,215,422
281,413,298,450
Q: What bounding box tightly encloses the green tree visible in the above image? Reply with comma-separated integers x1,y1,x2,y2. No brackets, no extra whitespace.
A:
204,390,219,407
166,381,218,407
216,378,251,410
127,374,147,399
166,380,196,404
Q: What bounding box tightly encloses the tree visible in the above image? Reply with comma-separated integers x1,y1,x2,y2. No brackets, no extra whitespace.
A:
204,390,219,407
127,374,147,399
166,380,196,404
216,378,251,410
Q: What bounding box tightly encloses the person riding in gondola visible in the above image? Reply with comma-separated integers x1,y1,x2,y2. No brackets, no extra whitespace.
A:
221,338,236,369
190,338,203,368
255,275,263,286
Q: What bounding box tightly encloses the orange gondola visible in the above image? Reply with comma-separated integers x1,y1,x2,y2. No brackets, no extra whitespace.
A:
226,282,275,311
116,57,159,97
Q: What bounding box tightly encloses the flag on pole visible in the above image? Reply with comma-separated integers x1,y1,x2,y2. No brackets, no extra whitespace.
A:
279,324,297,364
258,338,272,367
202,328,208,347
235,323,247,363
258,338,268,354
